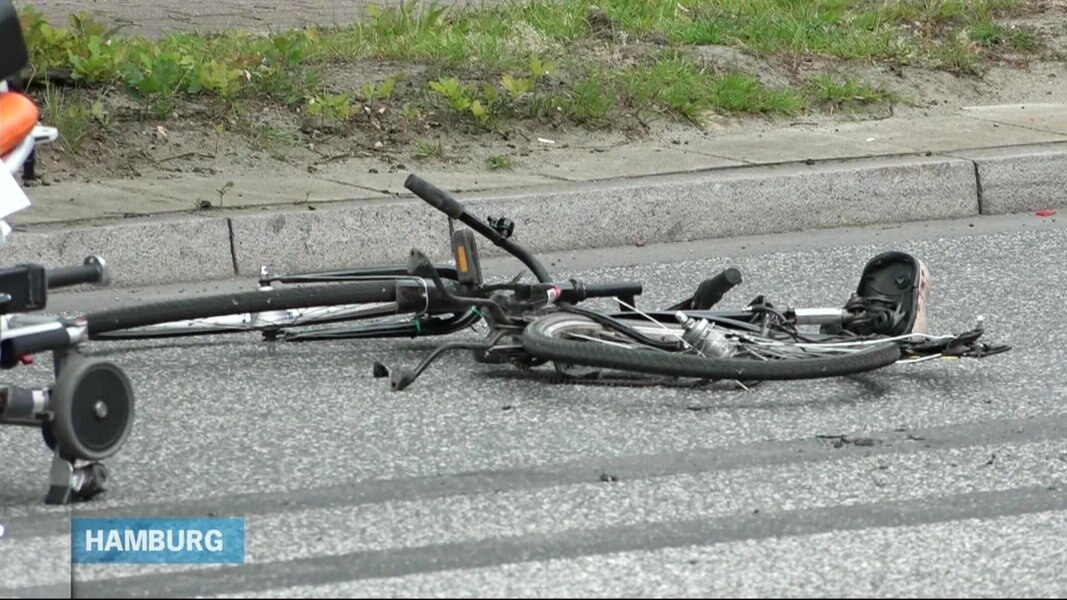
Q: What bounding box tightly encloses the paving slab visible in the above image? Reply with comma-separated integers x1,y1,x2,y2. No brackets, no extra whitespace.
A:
950,143,1067,215
962,104,1067,135
15,176,378,226
679,128,912,164
109,173,376,209
528,143,744,181
826,115,1067,153
10,182,183,225
310,167,565,195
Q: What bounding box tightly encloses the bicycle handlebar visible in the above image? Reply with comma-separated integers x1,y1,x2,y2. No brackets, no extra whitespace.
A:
404,174,552,283
404,174,465,219
692,267,742,310
0,322,83,368
46,256,110,289
564,280,643,303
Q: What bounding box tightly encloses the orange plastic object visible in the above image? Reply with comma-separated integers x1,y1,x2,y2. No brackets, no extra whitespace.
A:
0,91,39,156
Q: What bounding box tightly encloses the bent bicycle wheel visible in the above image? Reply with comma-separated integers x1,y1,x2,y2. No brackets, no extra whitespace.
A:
83,281,399,340
521,313,901,381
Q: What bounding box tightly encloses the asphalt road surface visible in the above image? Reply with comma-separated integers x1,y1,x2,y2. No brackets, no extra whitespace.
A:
1,212,1065,597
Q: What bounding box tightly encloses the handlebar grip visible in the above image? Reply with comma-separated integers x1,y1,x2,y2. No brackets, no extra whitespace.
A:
692,268,742,310
46,256,110,289
580,281,644,301
404,174,465,219
1,325,72,367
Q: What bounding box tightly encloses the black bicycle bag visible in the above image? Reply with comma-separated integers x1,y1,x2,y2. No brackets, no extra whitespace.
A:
1,0,29,82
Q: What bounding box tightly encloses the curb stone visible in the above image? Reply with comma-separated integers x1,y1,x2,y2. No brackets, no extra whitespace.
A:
16,144,1067,288
5,215,234,287
949,143,1067,215
229,154,978,277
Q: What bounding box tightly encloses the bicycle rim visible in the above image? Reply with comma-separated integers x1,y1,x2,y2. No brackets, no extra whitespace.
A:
522,313,901,381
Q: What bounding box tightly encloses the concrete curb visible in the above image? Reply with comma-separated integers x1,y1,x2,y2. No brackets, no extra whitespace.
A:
14,143,1067,287
948,144,1067,215
229,154,978,276
6,215,234,287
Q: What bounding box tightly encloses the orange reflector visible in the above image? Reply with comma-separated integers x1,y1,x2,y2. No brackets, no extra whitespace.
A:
455,245,468,273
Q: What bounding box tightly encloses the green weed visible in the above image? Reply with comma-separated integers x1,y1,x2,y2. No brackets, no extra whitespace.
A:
413,137,445,159
40,84,94,152
807,75,893,112
304,92,358,125
488,154,513,170
429,76,488,124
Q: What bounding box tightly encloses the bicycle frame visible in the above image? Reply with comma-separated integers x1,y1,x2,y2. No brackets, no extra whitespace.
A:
371,175,1009,390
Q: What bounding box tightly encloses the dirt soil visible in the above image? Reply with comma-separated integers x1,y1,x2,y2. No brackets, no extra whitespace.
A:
23,6,1067,190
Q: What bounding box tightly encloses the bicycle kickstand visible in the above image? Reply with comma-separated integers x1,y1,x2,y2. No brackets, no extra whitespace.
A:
374,332,508,391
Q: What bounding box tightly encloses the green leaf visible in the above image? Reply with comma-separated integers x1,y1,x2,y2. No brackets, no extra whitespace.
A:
501,73,533,98
377,76,397,100
528,57,555,78
359,81,376,102
90,100,108,124
469,100,488,122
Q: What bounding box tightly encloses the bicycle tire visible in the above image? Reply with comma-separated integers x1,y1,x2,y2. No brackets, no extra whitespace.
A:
521,313,901,381
84,281,397,339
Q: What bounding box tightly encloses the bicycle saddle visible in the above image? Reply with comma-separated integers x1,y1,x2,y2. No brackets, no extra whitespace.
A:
845,251,930,336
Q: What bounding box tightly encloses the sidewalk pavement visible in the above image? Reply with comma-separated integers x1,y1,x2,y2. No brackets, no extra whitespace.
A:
8,103,1067,287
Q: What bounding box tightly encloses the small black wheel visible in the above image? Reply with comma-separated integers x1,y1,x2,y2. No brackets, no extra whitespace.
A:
72,462,109,502
51,358,135,462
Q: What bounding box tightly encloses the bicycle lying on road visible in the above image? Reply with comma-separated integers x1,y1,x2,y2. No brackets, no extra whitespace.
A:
0,2,1008,509
74,175,1010,392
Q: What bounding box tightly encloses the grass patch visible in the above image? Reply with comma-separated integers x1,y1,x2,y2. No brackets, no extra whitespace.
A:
248,124,298,159
412,137,446,160
968,21,1038,51
13,0,1044,157
807,74,894,113
884,0,1018,28
39,84,103,153
931,39,987,76
620,55,803,122
533,74,617,126
674,2,909,61
488,154,513,170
